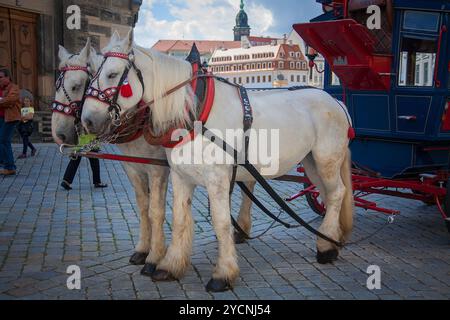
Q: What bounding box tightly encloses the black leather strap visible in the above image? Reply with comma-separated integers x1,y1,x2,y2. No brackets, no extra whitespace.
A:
202,125,344,248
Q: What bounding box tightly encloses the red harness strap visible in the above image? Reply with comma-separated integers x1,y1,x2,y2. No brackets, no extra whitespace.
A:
143,69,216,148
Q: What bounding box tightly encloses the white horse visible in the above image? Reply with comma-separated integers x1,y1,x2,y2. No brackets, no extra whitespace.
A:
51,37,169,274
81,31,354,292
51,35,256,277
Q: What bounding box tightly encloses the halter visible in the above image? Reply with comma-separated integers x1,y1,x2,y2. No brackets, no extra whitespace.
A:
52,64,91,119
85,50,145,126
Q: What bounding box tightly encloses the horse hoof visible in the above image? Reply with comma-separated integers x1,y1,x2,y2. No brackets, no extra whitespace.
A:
234,231,247,244
316,249,339,264
129,252,148,265
205,279,232,292
151,269,176,282
140,263,157,277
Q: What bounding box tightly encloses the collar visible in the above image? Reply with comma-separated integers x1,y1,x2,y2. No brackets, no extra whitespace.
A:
143,63,215,148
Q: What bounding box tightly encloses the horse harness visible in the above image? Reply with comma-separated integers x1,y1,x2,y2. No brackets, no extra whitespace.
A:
52,57,92,133
72,49,345,248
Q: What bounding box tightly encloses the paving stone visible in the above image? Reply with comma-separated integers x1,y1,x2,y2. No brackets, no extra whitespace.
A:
0,144,449,300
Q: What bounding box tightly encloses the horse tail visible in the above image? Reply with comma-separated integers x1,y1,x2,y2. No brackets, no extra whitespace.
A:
339,148,354,243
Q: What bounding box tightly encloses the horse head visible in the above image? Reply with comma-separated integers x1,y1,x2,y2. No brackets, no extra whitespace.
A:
51,38,95,145
81,30,145,136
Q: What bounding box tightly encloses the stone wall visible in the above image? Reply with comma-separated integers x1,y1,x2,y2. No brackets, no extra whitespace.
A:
62,0,141,52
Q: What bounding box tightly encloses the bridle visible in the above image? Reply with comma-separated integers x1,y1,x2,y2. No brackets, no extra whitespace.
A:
52,61,92,135
85,50,145,127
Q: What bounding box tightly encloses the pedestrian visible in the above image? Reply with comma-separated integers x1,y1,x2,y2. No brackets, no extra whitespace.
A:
17,90,37,159
61,148,108,190
0,67,21,176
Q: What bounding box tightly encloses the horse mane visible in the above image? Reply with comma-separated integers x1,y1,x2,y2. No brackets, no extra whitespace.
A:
134,47,197,135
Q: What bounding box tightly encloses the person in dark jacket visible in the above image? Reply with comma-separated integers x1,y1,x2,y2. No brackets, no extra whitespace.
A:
61,146,108,190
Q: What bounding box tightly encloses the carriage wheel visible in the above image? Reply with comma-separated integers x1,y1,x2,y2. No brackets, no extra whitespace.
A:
303,182,326,217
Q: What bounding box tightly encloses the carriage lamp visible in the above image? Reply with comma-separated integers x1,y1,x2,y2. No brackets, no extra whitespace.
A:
304,44,319,80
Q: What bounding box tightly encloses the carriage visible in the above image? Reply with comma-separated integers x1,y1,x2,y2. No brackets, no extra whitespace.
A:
285,0,450,232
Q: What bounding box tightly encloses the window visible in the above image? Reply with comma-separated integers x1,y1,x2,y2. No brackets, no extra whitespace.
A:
246,77,249,83
263,76,266,82
239,77,242,84
257,76,261,83
297,75,300,82
291,75,294,82
268,62,272,68
303,75,307,83
252,76,255,83
398,37,437,87
268,75,272,82
279,62,284,69
423,61,429,85
403,11,440,32
290,62,295,69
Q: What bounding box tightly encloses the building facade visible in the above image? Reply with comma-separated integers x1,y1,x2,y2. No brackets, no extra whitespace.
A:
0,0,141,141
0,0,141,111
209,43,309,89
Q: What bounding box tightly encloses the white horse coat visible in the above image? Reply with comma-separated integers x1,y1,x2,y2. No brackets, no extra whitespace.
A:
81,31,353,292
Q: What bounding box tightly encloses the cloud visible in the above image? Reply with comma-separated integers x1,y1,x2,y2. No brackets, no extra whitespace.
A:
134,0,275,47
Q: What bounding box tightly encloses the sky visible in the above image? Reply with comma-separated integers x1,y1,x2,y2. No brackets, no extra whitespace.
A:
134,0,323,47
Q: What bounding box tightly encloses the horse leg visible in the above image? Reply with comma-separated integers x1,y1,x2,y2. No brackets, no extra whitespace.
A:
152,171,194,281
141,167,170,276
125,167,151,265
205,171,239,292
302,153,328,204
313,153,347,264
234,181,256,244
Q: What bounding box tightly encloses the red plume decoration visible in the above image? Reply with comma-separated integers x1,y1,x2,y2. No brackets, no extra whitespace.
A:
120,78,133,98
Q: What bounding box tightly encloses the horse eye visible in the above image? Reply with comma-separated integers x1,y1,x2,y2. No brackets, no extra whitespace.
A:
72,85,80,91
108,73,118,79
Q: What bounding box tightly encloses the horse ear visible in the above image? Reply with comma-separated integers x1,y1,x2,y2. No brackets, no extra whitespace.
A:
58,45,71,62
111,30,121,44
78,38,91,63
123,28,134,52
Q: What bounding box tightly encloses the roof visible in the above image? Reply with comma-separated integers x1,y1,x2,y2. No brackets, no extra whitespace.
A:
152,40,241,54
248,36,280,43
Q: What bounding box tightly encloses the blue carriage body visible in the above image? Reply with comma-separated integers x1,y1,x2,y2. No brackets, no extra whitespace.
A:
295,0,450,178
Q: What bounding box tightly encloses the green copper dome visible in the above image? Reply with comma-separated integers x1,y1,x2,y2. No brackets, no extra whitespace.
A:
235,0,249,27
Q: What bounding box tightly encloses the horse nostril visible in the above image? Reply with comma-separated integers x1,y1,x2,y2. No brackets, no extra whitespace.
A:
85,119,94,129
57,133,67,142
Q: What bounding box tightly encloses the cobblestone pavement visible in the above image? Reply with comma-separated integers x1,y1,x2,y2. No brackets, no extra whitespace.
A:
0,144,449,300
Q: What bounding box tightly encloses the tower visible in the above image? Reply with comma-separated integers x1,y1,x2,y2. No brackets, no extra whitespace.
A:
233,0,251,41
